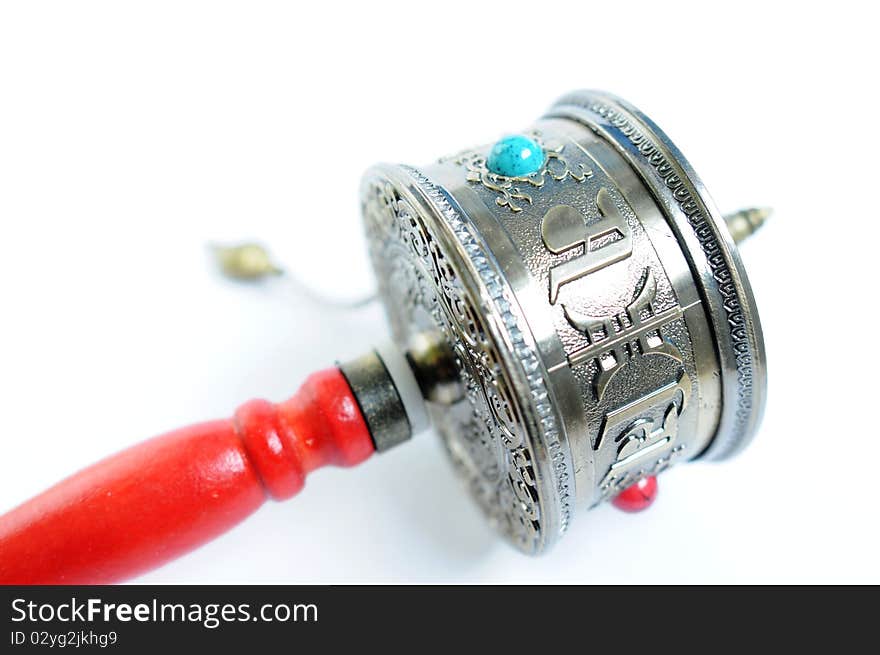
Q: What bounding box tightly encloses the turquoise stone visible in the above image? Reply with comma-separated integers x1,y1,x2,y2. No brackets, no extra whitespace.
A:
486,135,544,177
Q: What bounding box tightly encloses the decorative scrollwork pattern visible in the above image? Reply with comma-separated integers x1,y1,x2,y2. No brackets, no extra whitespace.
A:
361,168,570,553
448,133,593,213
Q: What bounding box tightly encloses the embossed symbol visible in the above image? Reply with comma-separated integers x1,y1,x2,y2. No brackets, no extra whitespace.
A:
564,269,686,398
599,444,686,500
451,136,592,213
541,187,633,304
570,268,692,495
595,368,690,453
593,357,691,498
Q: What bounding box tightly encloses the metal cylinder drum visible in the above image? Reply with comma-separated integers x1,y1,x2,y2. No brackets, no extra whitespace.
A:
360,90,766,554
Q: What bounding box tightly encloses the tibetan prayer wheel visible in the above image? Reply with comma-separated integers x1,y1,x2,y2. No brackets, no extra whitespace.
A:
0,90,766,581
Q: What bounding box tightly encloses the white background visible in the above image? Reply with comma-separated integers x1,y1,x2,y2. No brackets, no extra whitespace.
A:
1,1,877,583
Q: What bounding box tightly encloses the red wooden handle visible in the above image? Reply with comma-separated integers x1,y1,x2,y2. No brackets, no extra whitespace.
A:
0,368,374,584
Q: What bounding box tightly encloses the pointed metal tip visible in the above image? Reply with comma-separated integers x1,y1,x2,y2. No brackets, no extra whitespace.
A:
723,207,772,244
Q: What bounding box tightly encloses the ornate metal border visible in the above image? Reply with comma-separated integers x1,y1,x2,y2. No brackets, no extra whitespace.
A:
361,164,572,553
404,166,572,536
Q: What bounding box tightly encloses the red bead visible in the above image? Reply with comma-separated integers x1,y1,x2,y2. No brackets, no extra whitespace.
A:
612,475,658,513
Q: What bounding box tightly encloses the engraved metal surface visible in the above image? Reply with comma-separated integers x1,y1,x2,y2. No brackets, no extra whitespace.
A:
361,167,571,553
546,91,767,460
446,134,593,213
360,90,765,552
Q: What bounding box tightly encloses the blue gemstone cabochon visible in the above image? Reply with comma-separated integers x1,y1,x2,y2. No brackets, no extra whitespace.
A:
486,135,544,177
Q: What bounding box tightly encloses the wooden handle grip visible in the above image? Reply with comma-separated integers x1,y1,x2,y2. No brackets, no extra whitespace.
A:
0,368,374,584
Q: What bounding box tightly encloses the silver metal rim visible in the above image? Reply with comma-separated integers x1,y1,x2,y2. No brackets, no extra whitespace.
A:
362,164,573,552
545,90,767,460
403,166,572,547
